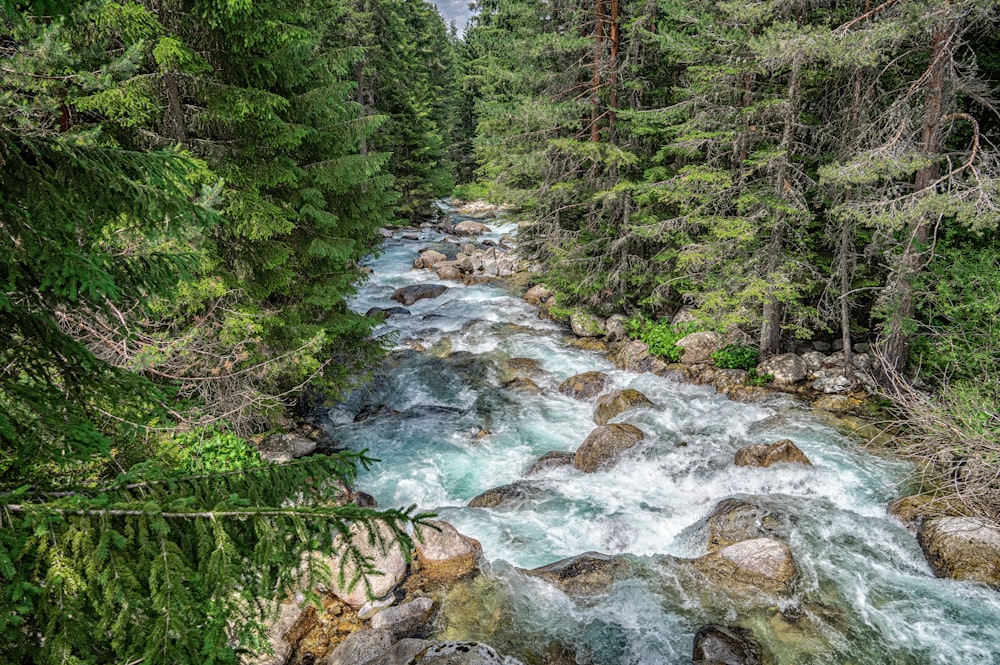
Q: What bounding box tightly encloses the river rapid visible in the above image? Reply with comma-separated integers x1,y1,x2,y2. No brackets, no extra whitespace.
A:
316,205,1000,664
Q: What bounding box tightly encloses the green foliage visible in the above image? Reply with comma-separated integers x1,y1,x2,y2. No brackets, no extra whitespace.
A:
627,318,702,363
172,428,264,474
711,345,760,371
746,370,774,387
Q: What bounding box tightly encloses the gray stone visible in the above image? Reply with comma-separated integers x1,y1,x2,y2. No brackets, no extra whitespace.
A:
468,482,542,509
734,439,812,468
362,639,433,665
241,597,303,665
604,315,628,343
392,284,448,306
615,340,651,372
812,372,852,394
413,642,524,665
692,625,762,665
801,351,825,372
414,520,482,582
370,597,436,638
454,221,492,236
593,389,655,426
705,498,786,552
525,451,575,476
323,522,408,608
757,353,807,385
690,538,799,595
357,593,396,620
676,331,725,364
574,423,644,473
525,552,635,595
327,629,395,665
569,310,606,338
558,371,609,400
257,433,317,464
917,517,1000,589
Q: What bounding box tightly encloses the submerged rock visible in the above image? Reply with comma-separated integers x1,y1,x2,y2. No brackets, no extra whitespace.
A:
917,517,1000,589
705,498,786,552
468,482,542,509
689,538,799,595
525,552,635,595
676,331,724,364
497,357,543,384
392,284,448,306
593,388,655,426
734,439,812,468
415,520,482,582
573,423,644,473
558,371,609,400
692,624,763,665
525,450,575,476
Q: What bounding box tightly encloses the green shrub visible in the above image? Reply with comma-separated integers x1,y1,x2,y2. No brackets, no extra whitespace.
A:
712,344,760,370
626,318,701,363
747,370,773,386
172,427,264,473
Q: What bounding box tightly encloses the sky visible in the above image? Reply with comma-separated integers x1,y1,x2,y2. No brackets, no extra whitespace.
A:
430,0,474,35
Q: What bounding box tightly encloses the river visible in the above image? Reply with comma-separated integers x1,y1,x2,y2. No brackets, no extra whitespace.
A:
316,204,1000,664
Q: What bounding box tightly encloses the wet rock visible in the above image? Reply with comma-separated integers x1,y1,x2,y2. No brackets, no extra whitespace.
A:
402,233,421,241
327,628,394,665
258,433,317,463
357,593,396,620
690,538,799,595
370,597,436,638
468,482,542,509
412,642,524,665
677,331,724,364
350,491,378,508
692,624,763,665
419,250,448,269
569,337,611,353
525,451,575,476
734,439,811,468
604,315,628,343
757,353,807,385
574,423,645,473
705,498,786,552
454,221,492,236
811,394,862,413
525,552,635,595
415,520,482,582
366,306,411,319
354,404,399,423
392,284,448,306
558,371,610,400
362,639,433,665
379,228,394,238
593,389,655,426
524,284,553,306
502,377,543,394
888,494,947,532
569,310,605,338
917,517,1000,589
497,357,543,384
323,522,408,608
436,264,463,281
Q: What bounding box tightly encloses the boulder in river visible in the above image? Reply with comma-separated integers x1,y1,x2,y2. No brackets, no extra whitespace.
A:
677,331,725,364
573,423,644,473
757,353,807,385
366,306,412,319
436,264,463,281
525,450,575,476
569,310,605,338
392,284,448,306
917,517,1000,589
692,624,763,665
360,639,433,665
524,284,553,306
689,537,799,595
414,520,482,582
370,597,436,639
705,498,786,552
411,642,525,665
321,522,408,608
734,439,812,468
468,481,542,509
419,249,449,269
327,628,396,665
525,552,635,595
454,221,492,236
558,371,609,400
502,377,543,394
593,388,655,426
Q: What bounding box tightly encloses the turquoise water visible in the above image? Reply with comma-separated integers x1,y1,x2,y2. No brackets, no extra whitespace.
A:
319,207,1000,664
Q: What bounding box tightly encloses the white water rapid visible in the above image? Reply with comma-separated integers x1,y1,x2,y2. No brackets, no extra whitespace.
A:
317,205,1000,665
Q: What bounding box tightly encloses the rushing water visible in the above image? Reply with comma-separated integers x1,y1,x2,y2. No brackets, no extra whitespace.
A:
318,206,1000,664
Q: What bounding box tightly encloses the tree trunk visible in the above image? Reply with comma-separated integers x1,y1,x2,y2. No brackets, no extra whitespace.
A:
608,0,620,134
880,24,950,373
591,0,606,142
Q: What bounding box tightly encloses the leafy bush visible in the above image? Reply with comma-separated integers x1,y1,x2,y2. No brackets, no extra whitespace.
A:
712,344,760,370
172,427,264,473
747,370,774,386
626,318,701,363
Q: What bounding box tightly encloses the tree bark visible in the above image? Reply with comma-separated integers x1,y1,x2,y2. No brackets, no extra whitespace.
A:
591,0,606,142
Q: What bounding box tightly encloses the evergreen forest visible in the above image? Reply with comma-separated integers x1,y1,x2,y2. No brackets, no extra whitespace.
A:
1,0,999,662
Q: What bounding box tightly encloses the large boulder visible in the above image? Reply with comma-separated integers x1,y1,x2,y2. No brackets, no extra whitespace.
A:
419,250,449,269
370,597,436,638
525,450,575,476
323,522,408,608
569,310,606,338
436,264,463,281
692,625,763,665
454,221,492,236
573,423,644,473
604,315,628,343
468,482,541,509
525,552,635,595
705,498,786,552
734,439,811,468
558,371,610,400
415,520,482,582
360,639,433,665
614,339,667,374
676,331,725,365
524,284,553,306
257,433,317,463
917,517,1000,589
502,377,543,394
757,353,807,385
497,357,543,384
327,628,395,665
593,389,655,426
690,538,798,595
392,284,448,306
411,642,524,665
